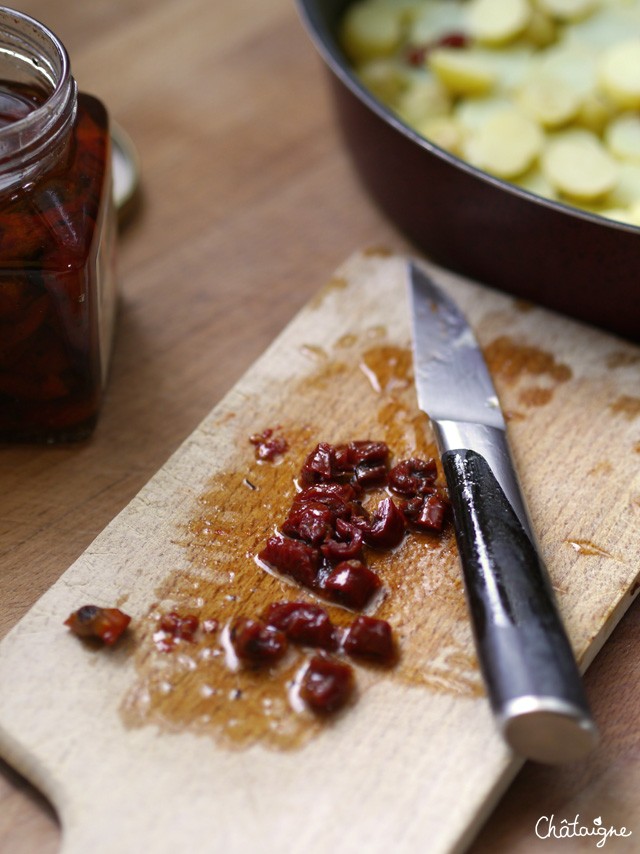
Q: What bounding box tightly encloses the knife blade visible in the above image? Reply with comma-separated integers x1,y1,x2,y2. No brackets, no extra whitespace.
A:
408,260,598,764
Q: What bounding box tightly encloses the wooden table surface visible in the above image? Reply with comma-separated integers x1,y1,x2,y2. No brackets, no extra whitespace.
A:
1,0,638,851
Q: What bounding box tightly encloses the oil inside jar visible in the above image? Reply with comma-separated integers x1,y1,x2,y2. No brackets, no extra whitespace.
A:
0,75,117,442
0,81,44,125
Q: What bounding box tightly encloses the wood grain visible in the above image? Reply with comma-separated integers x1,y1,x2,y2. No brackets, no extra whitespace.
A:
2,250,640,853
1,0,640,851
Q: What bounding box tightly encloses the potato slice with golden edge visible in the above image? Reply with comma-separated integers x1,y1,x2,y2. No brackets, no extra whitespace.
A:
628,201,640,227
598,39,640,110
429,48,496,95
416,115,465,154
575,90,616,135
517,74,581,127
537,0,597,22
605,113,640,162
341,1,404,63
600,206,640,227
464,108,544,179
466,0,531,45
395,74,452,125
357,59,411,106
514,166,558,199
542,132,618,199
523,7,557,48
605,161,640,208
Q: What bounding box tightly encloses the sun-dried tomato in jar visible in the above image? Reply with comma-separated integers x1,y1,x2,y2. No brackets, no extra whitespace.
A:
0,8,117,442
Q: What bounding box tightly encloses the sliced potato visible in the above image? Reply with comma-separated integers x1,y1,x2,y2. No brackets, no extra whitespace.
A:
564,6,633,50
482,44,535,91
536,42,598,99
605,113,640,161
536,0,597,22
522,7,557,47
416,114,465,153
575,90,616,134
341,1,404,63
429,47,496,95
604,161,640,207
342,0,640,220
628,200,640,226
517,74,581,126
395,74,452,124
455,94,513,132
464,108,544,178
409,0,467,45
599,206,640,226
357,58,412,105
598,38,640,109
466,0,532,45
513,165,558,198
387,0,426,23
542,131,619,198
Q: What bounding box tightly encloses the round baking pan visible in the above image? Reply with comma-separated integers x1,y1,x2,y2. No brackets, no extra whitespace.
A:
296,0,640,341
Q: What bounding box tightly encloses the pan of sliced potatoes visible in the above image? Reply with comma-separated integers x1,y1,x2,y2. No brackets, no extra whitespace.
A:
296,0,640,339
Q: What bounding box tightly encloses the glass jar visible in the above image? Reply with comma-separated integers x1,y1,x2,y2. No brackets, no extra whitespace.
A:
0,6,117,442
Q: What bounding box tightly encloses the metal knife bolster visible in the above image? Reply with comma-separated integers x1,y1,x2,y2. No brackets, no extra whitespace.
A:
432,418,598,764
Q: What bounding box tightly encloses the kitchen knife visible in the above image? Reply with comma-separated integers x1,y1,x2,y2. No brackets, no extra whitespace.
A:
408,261,598,764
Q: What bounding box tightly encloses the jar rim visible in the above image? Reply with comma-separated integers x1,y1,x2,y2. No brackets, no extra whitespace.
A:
0,5,72,137
0,6,77,193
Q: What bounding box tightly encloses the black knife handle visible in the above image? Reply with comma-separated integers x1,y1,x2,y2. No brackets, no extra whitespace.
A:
441,447,597,763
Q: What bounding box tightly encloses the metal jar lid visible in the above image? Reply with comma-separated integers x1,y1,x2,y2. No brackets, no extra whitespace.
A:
111,120,140,226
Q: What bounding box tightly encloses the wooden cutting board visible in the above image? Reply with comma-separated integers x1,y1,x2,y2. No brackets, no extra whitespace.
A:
1,251,639,853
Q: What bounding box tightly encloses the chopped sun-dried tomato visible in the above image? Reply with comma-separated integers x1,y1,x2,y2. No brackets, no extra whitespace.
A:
321,519,364,562
300,654,354,713
159,611,199,640
293,482,363,520
405,31,469,66
299,440,390,487
259,534,321,587
230,617,288,665
343,616,396,664
322,560,381,610
364,497,406,549
403,491,449,532
154,611,200,651
281,501,335,546
388,457,438,497
236,437,449,722
249,427,289,461
264,601,338,651
64,605,131,646
300,442,336,484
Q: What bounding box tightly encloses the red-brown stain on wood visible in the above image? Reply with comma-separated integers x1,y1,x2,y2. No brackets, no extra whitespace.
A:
121,334,481,750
